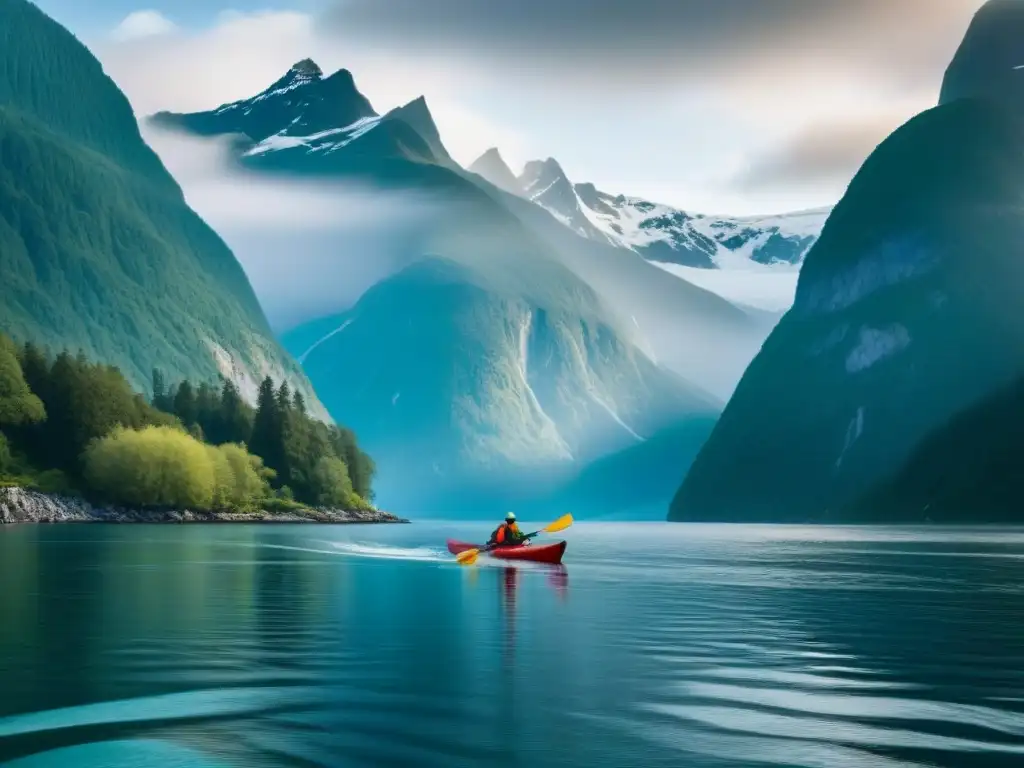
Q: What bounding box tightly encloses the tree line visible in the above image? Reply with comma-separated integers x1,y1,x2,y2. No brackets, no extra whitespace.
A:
0,332,374,511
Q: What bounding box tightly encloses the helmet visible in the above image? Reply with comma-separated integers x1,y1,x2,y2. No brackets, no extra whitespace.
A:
505,511,516,522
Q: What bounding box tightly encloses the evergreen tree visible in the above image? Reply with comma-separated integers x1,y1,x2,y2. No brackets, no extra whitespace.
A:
250,377,282,479
151,369,171,411
19,343,49,398
218,379,253,446
194,381,219,440
173,380,197,428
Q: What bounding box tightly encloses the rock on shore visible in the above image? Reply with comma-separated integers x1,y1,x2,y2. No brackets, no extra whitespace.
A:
0,487,408,525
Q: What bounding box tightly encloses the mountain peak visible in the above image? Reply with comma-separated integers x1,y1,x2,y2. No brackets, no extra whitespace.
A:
382,95,452,163
469,147,521,194
519,157,572,196
290,58,323,78
940,0,1024,109
150,59,377,145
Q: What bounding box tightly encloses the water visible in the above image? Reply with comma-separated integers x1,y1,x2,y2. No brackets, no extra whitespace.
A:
1,523,1024,767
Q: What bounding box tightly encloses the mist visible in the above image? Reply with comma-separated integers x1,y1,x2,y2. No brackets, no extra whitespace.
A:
143,126,445,331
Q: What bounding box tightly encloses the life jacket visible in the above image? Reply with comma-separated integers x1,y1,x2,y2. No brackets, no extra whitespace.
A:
491,522,521,546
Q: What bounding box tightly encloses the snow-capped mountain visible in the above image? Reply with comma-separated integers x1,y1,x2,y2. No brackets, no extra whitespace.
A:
469,148,830,269
152,59,752,515
152,59,375,146
152,59,452,168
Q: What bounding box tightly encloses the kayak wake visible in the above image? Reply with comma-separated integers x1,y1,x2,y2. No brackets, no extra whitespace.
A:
328,542,449,562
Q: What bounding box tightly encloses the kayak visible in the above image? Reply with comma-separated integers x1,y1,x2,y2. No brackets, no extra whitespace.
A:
446,539,567,565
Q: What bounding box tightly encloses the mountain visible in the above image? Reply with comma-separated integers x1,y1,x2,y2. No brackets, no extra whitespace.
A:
518,158,619,246
468,147,520,194
939,0,1024,108
850,375,1024,523
484,149,828,268
153,60,744,513
283,257,720,512
671,97,1024,522
0,0,324,412
151,59,376,148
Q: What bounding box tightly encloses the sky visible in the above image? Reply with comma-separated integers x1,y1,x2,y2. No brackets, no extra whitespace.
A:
36,0,986,215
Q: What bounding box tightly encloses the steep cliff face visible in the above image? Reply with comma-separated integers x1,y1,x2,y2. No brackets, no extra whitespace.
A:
939,0,1024,109
0,0,323,412
672,99,1024,522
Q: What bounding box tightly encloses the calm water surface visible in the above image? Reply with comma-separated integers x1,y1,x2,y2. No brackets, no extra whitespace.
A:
1,522,1023,767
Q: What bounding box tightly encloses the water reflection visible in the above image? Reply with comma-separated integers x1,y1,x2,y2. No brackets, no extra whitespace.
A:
1,524,1023,768
490,564,569,665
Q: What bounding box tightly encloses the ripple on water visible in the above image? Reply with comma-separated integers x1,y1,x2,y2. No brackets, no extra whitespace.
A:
0,739,229,768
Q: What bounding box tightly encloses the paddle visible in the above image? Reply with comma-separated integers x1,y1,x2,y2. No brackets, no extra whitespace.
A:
456,514,574,566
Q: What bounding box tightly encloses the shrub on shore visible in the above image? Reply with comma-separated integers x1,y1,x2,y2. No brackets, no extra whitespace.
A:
0,332,376,511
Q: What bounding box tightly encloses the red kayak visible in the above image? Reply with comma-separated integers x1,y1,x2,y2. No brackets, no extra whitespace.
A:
447,539,567,565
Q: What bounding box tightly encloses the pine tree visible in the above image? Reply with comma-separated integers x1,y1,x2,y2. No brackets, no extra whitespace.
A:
151,369,169,411
19,342,50,398
250,377,282,481
195,381,219,440
219,379,253,446
173,380,197,428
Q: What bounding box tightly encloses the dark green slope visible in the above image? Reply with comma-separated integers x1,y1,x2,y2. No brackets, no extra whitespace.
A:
671,99,1024,522
0,0,322,409
851,376,1024,522
0,0,169,180
939,0,1024,108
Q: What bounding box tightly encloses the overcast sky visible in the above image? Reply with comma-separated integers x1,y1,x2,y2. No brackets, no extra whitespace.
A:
37,0,985,215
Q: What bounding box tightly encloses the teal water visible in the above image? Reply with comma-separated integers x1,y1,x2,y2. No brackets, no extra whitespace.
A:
1,523,1024,767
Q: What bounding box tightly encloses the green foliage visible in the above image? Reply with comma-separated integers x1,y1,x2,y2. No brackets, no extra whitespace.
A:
84,425,215,509
310,456,355,507
13,348,174,473
83,425,272,511
0,330,374,511
30,468,74,496
219,442,273,508
0,430,10,474
156,371,376,507
0,333,44,426
262,495,307,514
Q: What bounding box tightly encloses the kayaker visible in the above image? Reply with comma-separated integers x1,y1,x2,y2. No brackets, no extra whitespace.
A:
489,512,528,548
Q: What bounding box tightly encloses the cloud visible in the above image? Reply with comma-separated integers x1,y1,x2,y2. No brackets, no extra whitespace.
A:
143,125,445,330
324,0,982,95
88,2,988,216
92,10,531,169
733,116,901,193
110,10,177,41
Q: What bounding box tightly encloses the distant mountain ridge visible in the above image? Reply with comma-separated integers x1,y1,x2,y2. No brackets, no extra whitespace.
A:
468,147,829,269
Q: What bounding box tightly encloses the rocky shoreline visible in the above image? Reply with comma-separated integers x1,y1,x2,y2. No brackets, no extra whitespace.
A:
0,486,408,525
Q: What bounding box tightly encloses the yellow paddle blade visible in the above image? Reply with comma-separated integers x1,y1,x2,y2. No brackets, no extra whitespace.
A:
456,548,480,565
542,514,574,534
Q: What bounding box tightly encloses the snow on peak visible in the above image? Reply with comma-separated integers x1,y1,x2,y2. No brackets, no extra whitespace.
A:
244,115,382,157
494,150,830,270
